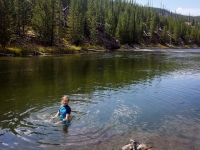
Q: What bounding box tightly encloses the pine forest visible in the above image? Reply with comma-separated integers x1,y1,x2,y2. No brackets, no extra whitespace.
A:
1,0,200,51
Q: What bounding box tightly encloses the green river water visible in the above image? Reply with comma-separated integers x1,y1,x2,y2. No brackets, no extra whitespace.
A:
0,49,200,149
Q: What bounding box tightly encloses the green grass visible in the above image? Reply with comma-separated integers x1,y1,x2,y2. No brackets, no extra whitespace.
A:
0,44,105,56
80,45,104,50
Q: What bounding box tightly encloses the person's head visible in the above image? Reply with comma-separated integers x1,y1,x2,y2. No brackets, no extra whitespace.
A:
61,96,69,106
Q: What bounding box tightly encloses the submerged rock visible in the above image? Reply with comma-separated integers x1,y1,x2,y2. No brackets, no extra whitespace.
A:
121,139,153,150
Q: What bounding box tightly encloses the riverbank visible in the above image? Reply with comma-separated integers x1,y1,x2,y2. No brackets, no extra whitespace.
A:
0,44,106,57
0,43,199,57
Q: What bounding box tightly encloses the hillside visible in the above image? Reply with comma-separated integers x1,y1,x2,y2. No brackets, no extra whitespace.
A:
1,0,200,54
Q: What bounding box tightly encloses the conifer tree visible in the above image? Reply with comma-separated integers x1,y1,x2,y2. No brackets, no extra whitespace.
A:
14,0,33,36
32,0,59,45
190,27,197,42
0,0,14,49
86,0,98,45
184,28,190,44
161,26,168,43
115,11,129,44
67,0,83,45
173,22,180,44
197,30,200,43
150,11,159,41
105,2,115,36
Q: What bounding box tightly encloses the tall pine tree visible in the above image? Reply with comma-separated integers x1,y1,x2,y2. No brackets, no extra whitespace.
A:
0,0,14,49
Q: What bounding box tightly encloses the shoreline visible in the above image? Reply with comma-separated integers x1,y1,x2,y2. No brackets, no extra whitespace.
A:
0,45,200,57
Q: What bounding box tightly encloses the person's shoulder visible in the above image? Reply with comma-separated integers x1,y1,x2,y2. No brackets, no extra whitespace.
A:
65,105,71,113
65,105,71,109
68,105,71,111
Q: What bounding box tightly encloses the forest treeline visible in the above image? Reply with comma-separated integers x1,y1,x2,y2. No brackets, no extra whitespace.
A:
1,0,200,49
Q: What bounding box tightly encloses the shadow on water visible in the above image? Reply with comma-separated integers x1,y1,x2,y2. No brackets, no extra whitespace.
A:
1,49,200,149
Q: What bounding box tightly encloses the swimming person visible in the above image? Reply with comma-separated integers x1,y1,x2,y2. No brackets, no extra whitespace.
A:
51,96,71,125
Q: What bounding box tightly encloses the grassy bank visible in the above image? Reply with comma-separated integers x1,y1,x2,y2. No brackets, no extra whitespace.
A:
1,43,199,57
0,44,105,56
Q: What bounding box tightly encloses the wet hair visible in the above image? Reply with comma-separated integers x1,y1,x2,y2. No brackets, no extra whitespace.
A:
60,96,69,107
61,96,69,102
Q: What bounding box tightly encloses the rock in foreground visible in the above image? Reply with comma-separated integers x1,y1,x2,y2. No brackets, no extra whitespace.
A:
121,139,153,150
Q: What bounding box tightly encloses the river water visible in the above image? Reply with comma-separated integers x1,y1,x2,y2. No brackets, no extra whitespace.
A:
0,49,200,150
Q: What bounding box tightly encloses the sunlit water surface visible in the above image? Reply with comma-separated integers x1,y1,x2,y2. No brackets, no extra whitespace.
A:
0,49,200,149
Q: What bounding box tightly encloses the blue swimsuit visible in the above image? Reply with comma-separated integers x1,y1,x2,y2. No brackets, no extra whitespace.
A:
59,105,71,124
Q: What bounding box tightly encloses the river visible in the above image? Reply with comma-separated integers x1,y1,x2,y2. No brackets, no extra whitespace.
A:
0,49,200,149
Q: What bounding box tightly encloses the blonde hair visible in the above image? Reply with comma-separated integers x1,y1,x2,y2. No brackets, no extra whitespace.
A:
60,96,69,107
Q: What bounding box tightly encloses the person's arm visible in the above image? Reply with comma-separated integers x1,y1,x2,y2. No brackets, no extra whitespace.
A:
55,114,70,124
64,114,70,121
50,111,59,120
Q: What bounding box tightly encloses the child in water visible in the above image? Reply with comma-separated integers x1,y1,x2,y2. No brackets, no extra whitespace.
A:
51,96,71,125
